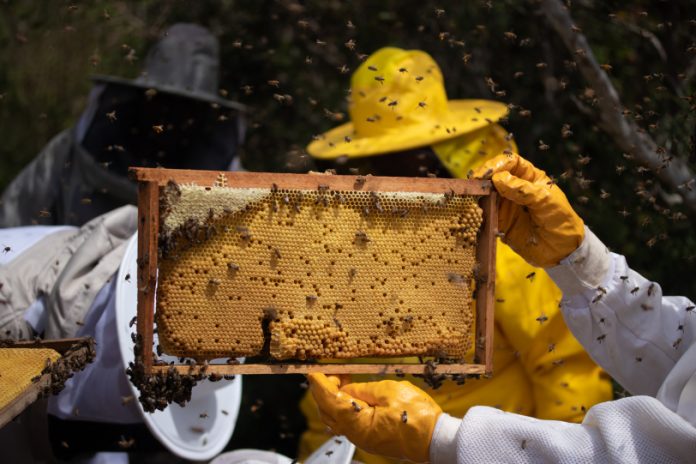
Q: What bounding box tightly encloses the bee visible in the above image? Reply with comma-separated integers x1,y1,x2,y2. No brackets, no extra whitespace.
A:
548,343,556,352
348,268,357,279
518,109,532,117
306,295,318,304
199,412,208,418
38,210,51,218
354,176,367,189
355,230,370,244
124,273,131,282
227,262,240,271
401,410,408,423
2,245,11,254
685,305,695,313
121,395,134,405
325,451,334,457
129,316,137,328
417,101,427,109
190,426,205,434
596,334,606,343
619,275,629,282
673,338,682,349
236,226,251,241
208,278,221,286
117,436,135,449
272,248,281,260
647,283,656,296
374,76,385,84
536,314,548,324
152,125,164,134
630,287,640,294
106,111,117,122
526,272,536,281
641,303,653,311
267,80,280,88
344,39,356,50
351,400,362,412
521,439,528,450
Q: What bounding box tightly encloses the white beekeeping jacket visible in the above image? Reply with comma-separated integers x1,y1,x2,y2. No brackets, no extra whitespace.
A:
429,227,696,463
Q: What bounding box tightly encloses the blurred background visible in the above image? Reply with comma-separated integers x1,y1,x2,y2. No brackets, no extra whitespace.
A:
1,0,695,455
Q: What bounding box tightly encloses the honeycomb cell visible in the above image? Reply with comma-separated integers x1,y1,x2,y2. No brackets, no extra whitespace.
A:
156,185,482,360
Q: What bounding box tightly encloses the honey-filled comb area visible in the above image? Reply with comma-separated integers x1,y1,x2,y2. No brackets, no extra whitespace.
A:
156,184,482,361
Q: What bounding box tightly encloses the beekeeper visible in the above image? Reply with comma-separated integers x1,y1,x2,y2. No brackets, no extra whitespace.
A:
308,153,696,462
0,23,246,228
299,47,612,463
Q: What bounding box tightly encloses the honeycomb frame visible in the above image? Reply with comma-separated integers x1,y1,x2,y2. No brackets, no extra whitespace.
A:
0,337,92,429
131,167,497,376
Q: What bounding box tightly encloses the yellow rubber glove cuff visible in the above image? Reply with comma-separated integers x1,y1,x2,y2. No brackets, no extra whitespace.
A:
308,373,442,463
472,153,584,268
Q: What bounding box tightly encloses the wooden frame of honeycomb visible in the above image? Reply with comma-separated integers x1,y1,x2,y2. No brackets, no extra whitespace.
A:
131,167,496,377
0,337,92,428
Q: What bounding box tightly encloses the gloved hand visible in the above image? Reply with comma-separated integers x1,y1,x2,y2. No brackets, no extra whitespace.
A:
472,153,584,268
308,373,442,463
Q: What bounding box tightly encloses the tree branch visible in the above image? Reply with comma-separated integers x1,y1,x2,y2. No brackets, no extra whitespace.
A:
540,0,696,216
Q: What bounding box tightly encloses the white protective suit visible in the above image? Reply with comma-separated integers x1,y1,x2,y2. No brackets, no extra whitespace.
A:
429,227,696,463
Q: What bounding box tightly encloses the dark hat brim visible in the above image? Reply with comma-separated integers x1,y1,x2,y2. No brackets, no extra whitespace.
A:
91,74,247,112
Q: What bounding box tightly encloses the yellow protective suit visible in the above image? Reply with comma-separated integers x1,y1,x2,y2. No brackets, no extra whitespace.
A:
299,125,612,463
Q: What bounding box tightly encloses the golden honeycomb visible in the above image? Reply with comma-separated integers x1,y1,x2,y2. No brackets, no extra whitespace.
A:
156,183,482,361
0,348,60,410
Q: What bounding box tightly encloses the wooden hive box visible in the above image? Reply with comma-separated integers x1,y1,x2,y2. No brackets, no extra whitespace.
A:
131,168,497,377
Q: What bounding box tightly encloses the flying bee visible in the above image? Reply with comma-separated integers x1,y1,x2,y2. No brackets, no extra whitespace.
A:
354,176,366,189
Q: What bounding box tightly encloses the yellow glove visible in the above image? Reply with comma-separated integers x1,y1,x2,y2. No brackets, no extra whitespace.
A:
308,373,442,463
472,153,584,268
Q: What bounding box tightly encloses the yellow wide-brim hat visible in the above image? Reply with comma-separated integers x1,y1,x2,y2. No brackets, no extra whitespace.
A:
307,47,508,159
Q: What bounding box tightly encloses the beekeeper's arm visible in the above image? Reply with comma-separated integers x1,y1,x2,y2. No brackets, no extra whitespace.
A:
307,154,696,462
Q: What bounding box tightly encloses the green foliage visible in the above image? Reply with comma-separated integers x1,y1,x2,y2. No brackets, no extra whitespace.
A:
1,0,695,298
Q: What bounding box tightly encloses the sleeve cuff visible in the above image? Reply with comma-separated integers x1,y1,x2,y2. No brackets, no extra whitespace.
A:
545,226,611,297
429,413,461,463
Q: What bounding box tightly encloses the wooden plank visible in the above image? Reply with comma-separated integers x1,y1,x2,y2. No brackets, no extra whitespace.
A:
150,363,487,376
0,373,51,430
129,167,493,196
136,181,159,375
474,192,497,375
